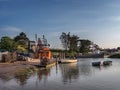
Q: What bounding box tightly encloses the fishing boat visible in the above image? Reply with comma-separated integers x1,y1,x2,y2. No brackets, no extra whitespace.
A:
35,60,57,68
28,35,57,68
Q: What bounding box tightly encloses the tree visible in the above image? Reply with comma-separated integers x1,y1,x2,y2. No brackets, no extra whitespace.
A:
0,36,17,51
60,32,79,52
69,35,79,51
60,32,70,50
79,39,92,54
117,47,120,50
14,32,29,49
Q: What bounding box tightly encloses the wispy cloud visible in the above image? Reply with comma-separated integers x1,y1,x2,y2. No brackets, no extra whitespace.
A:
110,16,120,21
47,28,89,39
94,16,120,23
0,26,22,32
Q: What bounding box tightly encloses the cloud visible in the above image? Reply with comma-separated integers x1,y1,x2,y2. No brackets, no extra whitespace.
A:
94,16,120,23
46,28,90,39
110,16,120,21
0,26,22,32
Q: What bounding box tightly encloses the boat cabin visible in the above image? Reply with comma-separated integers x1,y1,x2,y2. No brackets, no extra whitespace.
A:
39,47,51,60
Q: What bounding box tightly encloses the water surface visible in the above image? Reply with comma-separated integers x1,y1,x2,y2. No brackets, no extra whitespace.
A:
1,58,120,90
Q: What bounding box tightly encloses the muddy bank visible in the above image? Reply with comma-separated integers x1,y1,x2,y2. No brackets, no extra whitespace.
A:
0,61,36,80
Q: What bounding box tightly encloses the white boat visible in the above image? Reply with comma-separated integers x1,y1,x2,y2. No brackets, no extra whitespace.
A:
58,59,77,64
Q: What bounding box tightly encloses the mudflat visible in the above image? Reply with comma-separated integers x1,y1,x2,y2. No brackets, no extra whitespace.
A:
0,61,34,79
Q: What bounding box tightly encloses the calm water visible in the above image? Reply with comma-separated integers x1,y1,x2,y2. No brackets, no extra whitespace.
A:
1,58,120,90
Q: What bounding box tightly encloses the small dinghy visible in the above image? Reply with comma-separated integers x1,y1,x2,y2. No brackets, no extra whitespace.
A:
92,60,112,66
103,61,112,65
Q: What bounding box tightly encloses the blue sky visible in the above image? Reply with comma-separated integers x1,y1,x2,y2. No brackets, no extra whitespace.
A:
1,0,120,49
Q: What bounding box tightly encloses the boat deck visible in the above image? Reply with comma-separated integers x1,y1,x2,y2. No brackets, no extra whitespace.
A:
34,59,57,68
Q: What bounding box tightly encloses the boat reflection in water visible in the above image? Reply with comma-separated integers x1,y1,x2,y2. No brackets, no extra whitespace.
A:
59,62,79,84
37,68,51,82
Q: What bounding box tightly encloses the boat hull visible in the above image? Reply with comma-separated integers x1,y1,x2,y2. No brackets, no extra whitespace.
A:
58,59,77,64
34,60,57,68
